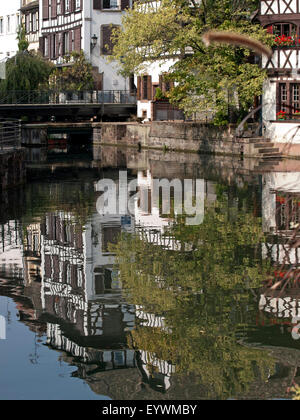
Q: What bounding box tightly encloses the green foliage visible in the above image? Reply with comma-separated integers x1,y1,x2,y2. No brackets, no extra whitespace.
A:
17,24,29,52
154,87,168,100
110,0,272,124
0,51,53,92
49,51,94,91
292,385,300,400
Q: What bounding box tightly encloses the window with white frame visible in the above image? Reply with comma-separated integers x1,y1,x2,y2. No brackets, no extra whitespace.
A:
65,0,71,13
6,16,10,33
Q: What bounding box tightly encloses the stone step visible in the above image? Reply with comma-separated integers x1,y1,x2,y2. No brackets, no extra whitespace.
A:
261,152,282,157
258,148,280,154
253,143,275,148
249,137,271,143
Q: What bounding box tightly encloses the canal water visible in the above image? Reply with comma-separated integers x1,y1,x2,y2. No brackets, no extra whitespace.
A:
1,144,300,400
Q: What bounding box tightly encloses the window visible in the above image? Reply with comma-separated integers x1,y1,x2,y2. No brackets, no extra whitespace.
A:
0,18,3,34
6,16,10,33
75,0,81,10
101,25,119,55
25,14,30,33
102,226,120,253
273,23,297,38
142,76,148,100
65,0,71,13
277,82,300,119
102,0,119,9
32,13,37,33
64,31,70,54
44,37,49,57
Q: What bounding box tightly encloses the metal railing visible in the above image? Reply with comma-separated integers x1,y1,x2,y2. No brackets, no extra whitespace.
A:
0,118,21,151
0,90,137,106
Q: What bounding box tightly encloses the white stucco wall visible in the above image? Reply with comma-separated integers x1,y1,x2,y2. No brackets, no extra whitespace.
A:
135,59,177,119
0,0,21,60
263,77,300,143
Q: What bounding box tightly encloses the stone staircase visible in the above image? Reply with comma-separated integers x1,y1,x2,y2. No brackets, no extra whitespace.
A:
248,137,282,159
247,137,282,173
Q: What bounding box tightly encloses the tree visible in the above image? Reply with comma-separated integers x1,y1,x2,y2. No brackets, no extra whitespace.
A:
0,52,53,92
17,24,29,52
110,0,273,123
0,24,52,93
49,51,94,92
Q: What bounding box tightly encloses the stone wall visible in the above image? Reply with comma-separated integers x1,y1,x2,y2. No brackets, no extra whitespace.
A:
94,121,259,156
22,125,47,146
0,149,26,190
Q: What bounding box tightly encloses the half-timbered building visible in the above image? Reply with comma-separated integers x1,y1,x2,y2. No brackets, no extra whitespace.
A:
39,0,131,90
21,1,39,52
258,0,300,147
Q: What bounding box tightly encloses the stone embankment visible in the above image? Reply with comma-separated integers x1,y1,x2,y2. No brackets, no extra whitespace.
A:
93,121,283,159
0,149,26,190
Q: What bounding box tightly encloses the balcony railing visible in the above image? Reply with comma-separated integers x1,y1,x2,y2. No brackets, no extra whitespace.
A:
0,90,137,105
0,118,21,151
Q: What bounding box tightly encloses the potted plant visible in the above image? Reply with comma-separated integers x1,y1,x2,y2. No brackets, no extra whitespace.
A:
277,110,288,120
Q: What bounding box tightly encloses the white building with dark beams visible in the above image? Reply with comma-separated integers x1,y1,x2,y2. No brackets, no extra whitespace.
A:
21,1,40,52
39,0,131,90
258,0,300,151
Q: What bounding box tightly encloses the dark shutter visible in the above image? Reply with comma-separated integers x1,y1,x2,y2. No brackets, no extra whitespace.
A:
93,0,102,9
43,0,49,19
39,37,44,54
69,30,73,52
137,76,141,100
101,26,111,54
101,25,118,55
147,76,152,100
74,27,81,51
121,0,130,10
70,0,75,12
159,74,163,90
52,0,57,18
61,0,65,14
56,33,60,57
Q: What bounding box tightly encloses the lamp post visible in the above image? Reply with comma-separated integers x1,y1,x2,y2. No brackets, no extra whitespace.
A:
91,34,98,51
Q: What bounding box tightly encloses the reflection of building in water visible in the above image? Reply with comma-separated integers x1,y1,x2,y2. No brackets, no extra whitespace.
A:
0,220,24,279
47,323,136,369
260,172,300,324
40,210,135,346
135,304,175,392
134,169,216,250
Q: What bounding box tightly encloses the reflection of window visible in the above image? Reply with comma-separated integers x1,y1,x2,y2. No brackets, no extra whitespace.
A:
102,226,121,252
276,194,300,231
94,269,112,294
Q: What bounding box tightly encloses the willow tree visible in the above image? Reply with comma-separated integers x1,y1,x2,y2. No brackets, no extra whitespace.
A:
114,195,275,399
110,0,273,123
0,25,53,93
0,52,53,93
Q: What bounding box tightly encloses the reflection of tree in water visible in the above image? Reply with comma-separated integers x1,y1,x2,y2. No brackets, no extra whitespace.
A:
115,199,276,399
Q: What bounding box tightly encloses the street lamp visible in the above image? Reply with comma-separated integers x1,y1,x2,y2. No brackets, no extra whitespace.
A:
91,34,98,50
